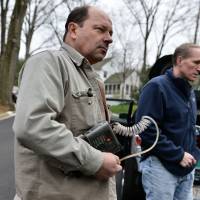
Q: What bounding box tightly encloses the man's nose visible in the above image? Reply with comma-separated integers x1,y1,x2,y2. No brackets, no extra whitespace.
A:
197,66,200,74
104,32,113,44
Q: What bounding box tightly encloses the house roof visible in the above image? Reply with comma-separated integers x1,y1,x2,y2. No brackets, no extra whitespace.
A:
92,57,112,71
105,69,134,84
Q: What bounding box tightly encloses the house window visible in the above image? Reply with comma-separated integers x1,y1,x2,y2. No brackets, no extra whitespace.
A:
126,84,129,95
117,84,120,92
105,85,108,94
103,71,107,78
113,85,116,93
109,85,112,94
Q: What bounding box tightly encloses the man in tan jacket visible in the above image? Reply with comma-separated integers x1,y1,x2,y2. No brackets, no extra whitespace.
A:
13,5,122,200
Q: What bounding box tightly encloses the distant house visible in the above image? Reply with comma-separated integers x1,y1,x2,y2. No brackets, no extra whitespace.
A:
92,57,112,81
92,58,140,99
104,69,140,99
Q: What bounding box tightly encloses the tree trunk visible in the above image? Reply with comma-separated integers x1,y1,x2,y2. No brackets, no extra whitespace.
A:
193,1,200,44
0,0,10,57
0,0,29,108
25,30,33,59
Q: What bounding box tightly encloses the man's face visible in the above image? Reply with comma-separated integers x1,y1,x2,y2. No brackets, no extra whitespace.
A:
176,48,200,81
71,8,113,64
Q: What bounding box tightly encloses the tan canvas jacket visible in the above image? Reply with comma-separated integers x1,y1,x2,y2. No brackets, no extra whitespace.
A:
13,43,117,200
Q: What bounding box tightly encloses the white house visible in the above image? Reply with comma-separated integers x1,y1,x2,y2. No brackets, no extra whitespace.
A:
92,57,112,81
104,69,140,99
92,58,140,99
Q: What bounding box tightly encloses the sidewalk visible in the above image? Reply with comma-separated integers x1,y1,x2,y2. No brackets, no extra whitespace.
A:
194,185,200,200
0,104,15,120
0,111,15,120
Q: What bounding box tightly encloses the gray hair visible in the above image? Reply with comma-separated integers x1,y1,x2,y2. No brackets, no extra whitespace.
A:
172,43,200,65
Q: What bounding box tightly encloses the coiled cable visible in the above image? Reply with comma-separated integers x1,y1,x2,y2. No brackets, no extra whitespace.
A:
112,116,152,137
112,116,160,162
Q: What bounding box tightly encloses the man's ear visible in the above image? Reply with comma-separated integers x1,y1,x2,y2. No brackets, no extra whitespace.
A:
176,56,182,66
67,22,79,40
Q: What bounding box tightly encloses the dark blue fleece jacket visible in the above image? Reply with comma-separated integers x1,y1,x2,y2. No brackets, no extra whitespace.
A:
136,68,200,176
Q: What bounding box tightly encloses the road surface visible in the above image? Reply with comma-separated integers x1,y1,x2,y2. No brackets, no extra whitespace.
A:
0,117,15,200
1,116,200,200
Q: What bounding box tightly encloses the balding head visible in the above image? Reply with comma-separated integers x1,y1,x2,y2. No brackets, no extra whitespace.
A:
172,43,200,66
172,43,200,81
63,6,113,64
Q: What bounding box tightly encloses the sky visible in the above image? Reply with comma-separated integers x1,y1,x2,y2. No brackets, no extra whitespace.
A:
19,0,123,58
18,0,194,67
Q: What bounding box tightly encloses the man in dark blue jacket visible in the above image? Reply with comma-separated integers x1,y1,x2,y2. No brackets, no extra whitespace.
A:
136,43,200,200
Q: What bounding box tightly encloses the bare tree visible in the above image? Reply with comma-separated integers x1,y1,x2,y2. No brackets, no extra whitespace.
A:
193,0,200,43
63,0,87,11
23,0,100,58
123,0,161,73
155,0,190,59
63,0,99,11
0,0,10,56
110,9,140,98
0,0,29,107
23,0,64,58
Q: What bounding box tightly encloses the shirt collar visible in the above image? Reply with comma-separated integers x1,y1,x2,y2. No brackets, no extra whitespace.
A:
61,42,98,79
165,68,192,99
61,42,86,67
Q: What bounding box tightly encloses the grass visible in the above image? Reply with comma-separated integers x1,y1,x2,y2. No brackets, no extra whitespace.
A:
110,103,137,114
110,104,129,114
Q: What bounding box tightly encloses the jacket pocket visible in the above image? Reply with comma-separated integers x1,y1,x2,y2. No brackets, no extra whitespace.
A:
71,91,102,135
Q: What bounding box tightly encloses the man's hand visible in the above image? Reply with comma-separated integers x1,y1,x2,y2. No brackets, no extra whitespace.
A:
179,152,196,167
95,152,122,181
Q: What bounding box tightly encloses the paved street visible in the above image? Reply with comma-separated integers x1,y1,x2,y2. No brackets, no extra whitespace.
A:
194,185,200,200
1,115,200,200
0,117,15,200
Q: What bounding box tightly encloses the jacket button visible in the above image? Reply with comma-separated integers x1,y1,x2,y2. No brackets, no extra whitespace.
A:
88,100,92,105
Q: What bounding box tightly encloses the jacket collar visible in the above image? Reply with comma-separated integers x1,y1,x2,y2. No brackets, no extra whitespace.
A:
61,42,98,79
165,68,192,99
61,42,90,68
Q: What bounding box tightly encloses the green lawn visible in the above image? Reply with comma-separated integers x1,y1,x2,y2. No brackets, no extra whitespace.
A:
110,103,137,114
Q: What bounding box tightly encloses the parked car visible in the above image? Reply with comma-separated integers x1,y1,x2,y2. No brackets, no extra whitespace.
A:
12,86,18,103
106,98,145,200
